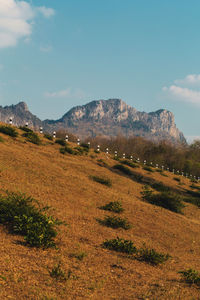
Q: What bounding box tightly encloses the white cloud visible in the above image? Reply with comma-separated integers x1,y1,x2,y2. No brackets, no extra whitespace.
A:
0,0,55,48
37,7,55,18
163,85,200,105
44,88,86,99
175,74,200,86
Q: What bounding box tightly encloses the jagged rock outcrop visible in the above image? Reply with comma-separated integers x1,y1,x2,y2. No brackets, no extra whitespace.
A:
0,99,186,143
0,102,42,128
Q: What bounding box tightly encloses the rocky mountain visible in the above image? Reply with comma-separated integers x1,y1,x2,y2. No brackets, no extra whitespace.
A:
0,99,186,143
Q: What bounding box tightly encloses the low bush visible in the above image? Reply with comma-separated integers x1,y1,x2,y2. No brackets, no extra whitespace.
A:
99,201,124,213
113,164,133,176
44,133,53,141
19,126,33,133
60,146,75,155
0,192,63,248
120,160,137,168
102,237,137,254
74,146,85,155
80,143,90,152
94,150,100,154
136,245,170,266
143,166,154,172
98,215,131,230
55,139,67,146
183,195,200,208
151,182,170,192
0,125,18,137
49,262,66,281
0,136,4,143
190,184,200,190
178,269,200,285
113,164,144,183
97,159,108,167
91,176,112,187
142,188,185,213
22,132,41,145
173,177,181,182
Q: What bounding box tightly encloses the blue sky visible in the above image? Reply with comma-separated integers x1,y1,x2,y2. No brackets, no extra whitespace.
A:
1,0,200,141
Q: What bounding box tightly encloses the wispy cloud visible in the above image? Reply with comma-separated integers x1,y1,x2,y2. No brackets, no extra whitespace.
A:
174,74,200,86
36,7,55,19
0,0,55,49
163,85,200,105
44,88,86,99
163,74,200,106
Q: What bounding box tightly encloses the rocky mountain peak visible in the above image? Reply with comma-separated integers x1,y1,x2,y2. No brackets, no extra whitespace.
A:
0,99,186,143
15,101,29,111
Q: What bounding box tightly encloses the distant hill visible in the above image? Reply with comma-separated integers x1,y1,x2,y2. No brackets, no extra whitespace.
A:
0,99,186,143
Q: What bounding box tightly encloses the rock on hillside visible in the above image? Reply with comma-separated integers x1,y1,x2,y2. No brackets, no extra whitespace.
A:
0,99,186,143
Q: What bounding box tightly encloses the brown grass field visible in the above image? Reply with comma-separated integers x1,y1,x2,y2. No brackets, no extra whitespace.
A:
0,125,200,299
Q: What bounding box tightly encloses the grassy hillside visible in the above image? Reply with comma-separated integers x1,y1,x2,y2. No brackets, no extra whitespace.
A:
0,124,200,299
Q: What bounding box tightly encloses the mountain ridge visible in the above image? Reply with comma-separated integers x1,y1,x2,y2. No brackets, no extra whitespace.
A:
0,99,186,143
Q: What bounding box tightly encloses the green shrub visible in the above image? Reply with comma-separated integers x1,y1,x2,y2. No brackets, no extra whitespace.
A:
0,192,62,248
102,237,137,254
143,166,154,172
60,146,75,155
98,215,131,230
0,136,4,143
97,159,108,167
55,139,67,146
178,269,200,285
74,146,85,155
190,184,200,190
22,132,41,145
143,190,185,213
182,196,200,208
94,150,100,154
80,143,90,152
44,133,53,141
113,164,144,183
120,160,137,168
91,176,112,187
49,262,66,281
113,164,133,176
155,169,163,173
99,201,124,213
151,182,170,192
173,177,181,182
141,185,153,200
136,245,170,266
19,126,33,133
0,125,18,137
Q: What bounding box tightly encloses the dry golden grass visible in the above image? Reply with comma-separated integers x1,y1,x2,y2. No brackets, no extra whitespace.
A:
0,125,200,299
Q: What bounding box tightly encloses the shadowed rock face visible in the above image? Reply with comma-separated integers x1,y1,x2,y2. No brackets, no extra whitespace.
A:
0,99,186,143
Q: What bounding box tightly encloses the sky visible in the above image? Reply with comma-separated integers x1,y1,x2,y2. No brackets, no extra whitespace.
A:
0,0,200,142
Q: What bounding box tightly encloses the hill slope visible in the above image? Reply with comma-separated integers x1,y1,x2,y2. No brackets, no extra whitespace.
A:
0,124,199,299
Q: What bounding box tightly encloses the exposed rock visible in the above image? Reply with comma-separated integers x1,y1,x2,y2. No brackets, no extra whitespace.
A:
0,99,186,143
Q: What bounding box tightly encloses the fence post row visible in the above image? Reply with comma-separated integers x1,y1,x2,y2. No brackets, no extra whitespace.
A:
5,121,200,179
